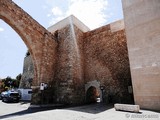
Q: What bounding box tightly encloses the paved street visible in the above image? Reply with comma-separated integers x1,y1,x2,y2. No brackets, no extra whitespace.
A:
0,100,159,120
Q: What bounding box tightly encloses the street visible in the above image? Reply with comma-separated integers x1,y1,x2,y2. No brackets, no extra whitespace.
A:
0,101,159,120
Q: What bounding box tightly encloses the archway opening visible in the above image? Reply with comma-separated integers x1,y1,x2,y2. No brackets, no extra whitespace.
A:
0,20,27,80
0,19,34,101
0,18,35,102
86,86,100,104
0,0,59,104
0,19,28,93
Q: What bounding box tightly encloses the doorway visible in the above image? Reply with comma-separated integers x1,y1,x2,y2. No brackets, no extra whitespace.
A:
86,86,100,103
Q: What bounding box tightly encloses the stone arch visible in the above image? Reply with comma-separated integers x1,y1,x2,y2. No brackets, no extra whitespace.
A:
0,0,57,87
86,86,100,103
85,80,101,103
85,80,101,94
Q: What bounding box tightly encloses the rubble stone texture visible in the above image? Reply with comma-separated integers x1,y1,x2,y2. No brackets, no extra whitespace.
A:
19,56,34,89
83,22,133,104
0,0,133,105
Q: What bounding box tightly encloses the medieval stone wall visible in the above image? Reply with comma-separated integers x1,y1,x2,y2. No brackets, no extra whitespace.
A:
20,17,133,104
52,24,86,104
0,0,133,105
83,22,133,103
19,55,34,89
45,18,133,104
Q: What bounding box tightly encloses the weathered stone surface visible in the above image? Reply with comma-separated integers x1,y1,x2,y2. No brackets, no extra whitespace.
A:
48,16,87,104
0,0,133,105
114,104,140,113
122,0,160,110
19,56,34,89
83,20,133,104
48,17,133,104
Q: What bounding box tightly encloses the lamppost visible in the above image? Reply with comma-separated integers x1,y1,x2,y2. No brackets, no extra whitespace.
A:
40,83,48,105
100,85,105,102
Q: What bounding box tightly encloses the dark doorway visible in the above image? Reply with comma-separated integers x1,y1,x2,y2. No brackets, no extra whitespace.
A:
86,86,100,104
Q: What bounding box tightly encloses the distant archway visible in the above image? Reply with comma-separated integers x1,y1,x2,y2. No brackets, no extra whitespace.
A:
85,80,103,103
86,86,100,103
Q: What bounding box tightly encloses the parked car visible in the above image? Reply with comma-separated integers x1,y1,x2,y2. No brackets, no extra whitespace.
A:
0,93,2,100
1,90,21,103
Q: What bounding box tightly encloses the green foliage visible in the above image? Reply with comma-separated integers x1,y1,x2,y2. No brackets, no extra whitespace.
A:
0,74,22,92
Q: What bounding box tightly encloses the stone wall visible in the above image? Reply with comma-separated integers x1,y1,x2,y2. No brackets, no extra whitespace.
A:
20,16,133,105
47,17,133,104
52,24,86,104
83,21,133,104
19,55,34,89
0,0,133,105
122,0,160,110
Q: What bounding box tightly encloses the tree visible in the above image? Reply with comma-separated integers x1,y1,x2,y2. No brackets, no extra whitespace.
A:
3,76,12,88
15,74,22,88
26,50,30,57
1,74,22,90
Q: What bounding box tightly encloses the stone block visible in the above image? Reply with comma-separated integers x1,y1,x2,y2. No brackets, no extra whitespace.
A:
114,103,140,113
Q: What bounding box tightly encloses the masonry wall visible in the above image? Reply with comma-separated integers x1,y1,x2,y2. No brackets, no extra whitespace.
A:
83,22,133,104
50,21,133,104
19,55,34,89
20,20,133,105
51,19,133,104
0,0,134,105
122,0,160,110
53,24,86,104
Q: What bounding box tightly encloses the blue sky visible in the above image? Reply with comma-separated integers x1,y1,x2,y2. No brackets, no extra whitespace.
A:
0,0,123,79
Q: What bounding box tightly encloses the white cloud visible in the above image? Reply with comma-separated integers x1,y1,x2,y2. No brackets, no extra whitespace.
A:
48,0,109,30
0,27,4,32
66,0,108,29
51,7,63,16
47,14,51,17
49,6,64,24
